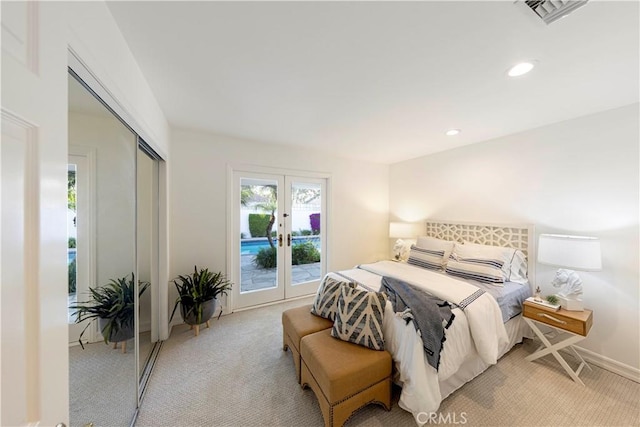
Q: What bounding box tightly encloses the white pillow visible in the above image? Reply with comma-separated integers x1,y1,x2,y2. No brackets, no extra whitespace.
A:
445,255,505,286
415,236,455,267
407,245,446,270
456,242,528,284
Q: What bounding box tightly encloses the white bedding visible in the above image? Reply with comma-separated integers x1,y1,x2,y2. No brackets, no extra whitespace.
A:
328,261,512,425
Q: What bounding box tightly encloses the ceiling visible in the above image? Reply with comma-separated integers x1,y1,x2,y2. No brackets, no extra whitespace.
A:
107,1,639,164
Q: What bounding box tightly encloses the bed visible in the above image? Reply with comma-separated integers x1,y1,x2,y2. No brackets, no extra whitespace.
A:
324,221,534,425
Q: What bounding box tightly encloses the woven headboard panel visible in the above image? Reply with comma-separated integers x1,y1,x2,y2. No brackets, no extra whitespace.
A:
425,220,535,286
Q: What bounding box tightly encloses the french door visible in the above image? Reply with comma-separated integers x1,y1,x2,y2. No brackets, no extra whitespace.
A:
231,170,327,309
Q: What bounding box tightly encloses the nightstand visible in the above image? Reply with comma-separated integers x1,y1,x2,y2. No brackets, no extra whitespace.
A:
523,300,593,385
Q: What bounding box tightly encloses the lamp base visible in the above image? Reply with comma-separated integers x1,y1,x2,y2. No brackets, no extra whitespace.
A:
558,296,584,311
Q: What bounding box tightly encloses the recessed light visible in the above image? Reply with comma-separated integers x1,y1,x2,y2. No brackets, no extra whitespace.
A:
507,61,536,77
445,129,461,136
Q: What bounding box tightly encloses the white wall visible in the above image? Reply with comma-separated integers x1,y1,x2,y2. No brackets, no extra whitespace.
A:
69,112,137,287
389,103,640,376
66,1,170,158
65,0,171,340
169,128,389,308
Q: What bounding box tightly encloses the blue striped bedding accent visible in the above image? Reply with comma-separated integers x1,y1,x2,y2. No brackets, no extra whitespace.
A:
407,245,445,270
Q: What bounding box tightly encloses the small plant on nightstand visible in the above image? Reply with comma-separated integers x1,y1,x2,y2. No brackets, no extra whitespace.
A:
546,294,559,305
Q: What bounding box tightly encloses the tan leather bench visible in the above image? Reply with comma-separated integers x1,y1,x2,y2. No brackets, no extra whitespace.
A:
300,329,392,427
282,304,333,383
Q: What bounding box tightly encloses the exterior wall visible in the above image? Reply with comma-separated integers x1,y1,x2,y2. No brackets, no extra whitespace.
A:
240,206,320,238
389,103,640,376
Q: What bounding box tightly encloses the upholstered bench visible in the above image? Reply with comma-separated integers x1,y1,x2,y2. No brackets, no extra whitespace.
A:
282,304,334,383
300,329,392,427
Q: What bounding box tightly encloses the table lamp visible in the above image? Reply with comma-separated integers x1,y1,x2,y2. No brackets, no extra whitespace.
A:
537,234,602,311
389,222,417,260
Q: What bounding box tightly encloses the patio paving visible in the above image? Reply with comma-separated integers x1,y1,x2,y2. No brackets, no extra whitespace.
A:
241,254,322,292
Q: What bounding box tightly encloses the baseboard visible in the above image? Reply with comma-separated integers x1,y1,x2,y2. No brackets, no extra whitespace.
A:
567,345,640,383
232,294,315,313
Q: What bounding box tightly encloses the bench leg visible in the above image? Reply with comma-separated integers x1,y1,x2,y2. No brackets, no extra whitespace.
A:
302,359,391,427
283,332,302,383
333,378,391,427
301,361,332,427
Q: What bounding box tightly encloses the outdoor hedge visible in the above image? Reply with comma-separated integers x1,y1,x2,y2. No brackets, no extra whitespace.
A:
253,241,320,269
292,241,321,265
248,213,271,237
254,246,277,269
68,259,76,294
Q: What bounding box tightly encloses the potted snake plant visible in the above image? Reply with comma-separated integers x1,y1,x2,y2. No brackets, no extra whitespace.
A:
170,266,233,336
70,273,149,351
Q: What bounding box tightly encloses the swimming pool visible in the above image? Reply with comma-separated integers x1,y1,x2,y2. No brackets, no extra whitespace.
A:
241,236,321,255
68,249,76,264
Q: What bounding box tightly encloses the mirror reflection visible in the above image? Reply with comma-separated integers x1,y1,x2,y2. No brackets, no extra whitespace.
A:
67,72,138,427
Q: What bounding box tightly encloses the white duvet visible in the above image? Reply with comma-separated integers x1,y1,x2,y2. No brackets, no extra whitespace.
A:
328,261,509,424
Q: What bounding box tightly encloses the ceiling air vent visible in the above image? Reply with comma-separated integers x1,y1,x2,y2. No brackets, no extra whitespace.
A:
523,0,588,25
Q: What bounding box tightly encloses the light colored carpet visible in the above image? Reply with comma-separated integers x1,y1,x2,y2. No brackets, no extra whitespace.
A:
136,297,639,427
69,338,137,427
69,331,156,427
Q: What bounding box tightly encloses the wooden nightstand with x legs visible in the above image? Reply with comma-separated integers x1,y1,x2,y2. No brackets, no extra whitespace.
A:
523,300,593,386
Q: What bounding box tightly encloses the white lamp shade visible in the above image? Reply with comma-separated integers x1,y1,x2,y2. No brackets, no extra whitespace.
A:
538,234,602,271
389,222,418,239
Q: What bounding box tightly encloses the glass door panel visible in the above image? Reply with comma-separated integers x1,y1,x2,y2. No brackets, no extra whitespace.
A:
285,177,326,298
234,172,285,309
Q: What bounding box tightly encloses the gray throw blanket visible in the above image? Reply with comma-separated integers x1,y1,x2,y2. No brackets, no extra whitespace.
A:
381,276,454,370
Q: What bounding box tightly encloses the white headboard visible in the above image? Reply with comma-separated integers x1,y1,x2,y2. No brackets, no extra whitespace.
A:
424,220,535,287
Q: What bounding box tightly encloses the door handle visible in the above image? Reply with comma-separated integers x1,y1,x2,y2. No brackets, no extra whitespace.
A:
287,234,291,247
278,234,283,247
537,313,567,325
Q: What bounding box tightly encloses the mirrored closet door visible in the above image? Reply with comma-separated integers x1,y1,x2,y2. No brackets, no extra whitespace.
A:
137,144,161,391
68,70,162,427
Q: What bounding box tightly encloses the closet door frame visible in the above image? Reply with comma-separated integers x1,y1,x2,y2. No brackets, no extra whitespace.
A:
68,55,170,411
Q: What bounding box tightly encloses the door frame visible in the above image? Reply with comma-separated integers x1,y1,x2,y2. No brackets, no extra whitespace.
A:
68,56,171,419
226,164,331,313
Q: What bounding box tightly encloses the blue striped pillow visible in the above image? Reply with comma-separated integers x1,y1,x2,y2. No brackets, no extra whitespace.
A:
407,245,446,270
445,255,505,286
